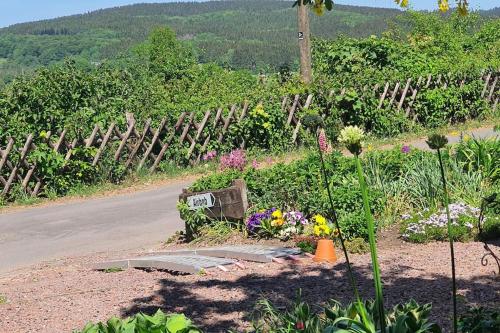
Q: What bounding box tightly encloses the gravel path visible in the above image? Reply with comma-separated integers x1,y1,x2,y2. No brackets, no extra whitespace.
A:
0,239,498,332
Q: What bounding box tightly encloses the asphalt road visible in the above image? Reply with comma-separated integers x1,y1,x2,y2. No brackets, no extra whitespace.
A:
0,180,191,274
0,126,497,274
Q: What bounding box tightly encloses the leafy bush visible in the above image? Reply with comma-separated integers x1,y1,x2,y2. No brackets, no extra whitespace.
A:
345,237,370,254
458,307,500,333
455,136,500,183
74,310,200,333
479,215,500,241
176,201,214,240
413,81,488,128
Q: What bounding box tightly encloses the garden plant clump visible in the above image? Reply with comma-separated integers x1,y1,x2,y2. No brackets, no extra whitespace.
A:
74,310,200,333
401,203,481,243
255,294,442,333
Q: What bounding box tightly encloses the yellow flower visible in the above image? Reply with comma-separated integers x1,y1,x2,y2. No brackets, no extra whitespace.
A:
399,0,409,8
450,130,460,136
314,225,321,236
311,0,325,16
463,134,471,142
275,218,285,226
321,224,331,235
314,214,327,225
366,144,374,152
272,210,283,220
438,0,449,13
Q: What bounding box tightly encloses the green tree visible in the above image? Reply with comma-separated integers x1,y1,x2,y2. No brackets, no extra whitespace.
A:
146,27,195,82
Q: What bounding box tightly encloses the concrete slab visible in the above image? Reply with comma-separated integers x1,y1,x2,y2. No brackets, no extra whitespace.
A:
95,254,235,274
197,245,301,263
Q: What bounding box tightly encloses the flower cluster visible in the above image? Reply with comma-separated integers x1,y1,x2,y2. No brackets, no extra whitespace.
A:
402,203,481,242
313,214,336,238
279,211,309,239
202,150,217,161
318,129,333,154
220,149,246,171
246,209,310,239
246,208,275,232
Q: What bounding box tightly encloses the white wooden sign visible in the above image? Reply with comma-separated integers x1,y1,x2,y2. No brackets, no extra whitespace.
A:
187,193,215,210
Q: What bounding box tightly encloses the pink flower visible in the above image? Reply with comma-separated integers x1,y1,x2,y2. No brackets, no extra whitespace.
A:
202,150,217,161
220,149,247,171
252,159,259,169
318,129,328,153
401,145,411,154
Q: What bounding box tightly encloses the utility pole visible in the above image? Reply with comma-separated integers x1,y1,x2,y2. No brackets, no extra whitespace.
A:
297,0,312,84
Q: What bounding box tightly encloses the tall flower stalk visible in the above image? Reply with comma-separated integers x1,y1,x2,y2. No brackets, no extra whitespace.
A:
339,126,386,332
302,113,363,307
427,134,458,333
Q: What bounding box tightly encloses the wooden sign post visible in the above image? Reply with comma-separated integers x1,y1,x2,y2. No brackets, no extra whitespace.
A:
179,179,248,221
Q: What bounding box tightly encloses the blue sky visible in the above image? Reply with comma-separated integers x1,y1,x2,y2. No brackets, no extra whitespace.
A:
0,0,498,28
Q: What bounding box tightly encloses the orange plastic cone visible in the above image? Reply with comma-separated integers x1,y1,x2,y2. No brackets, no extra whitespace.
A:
313,239,337,263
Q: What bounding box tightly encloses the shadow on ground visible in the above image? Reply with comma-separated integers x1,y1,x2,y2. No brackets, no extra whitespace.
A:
122,245,500,332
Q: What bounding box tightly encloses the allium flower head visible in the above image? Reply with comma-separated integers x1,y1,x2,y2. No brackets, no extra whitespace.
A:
426,134,448,150
339,126,365,155
401,145,411,154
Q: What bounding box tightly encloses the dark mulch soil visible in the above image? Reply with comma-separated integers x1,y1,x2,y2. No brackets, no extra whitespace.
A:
0,234,498,333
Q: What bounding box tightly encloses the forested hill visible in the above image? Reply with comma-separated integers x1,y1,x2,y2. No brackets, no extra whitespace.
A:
0,0,401,83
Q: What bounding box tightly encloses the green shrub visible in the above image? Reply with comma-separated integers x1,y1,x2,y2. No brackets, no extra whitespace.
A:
479,215,500,241
455,136,500,183
176,201,215,240
345,237,370,254
413,80,487,128
458,307,500,333
74,310,200,333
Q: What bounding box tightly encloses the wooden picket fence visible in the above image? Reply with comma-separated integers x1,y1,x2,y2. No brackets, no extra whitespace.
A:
1,71,498,198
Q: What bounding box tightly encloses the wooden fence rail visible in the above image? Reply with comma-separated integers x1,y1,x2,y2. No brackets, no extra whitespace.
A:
1,71,498,198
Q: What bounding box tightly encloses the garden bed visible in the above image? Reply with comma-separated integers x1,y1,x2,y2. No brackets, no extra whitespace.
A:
0,232,498,333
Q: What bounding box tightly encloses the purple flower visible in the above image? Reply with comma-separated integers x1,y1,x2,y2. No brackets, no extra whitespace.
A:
246,208,276,232
284,211,308,226
401,145,411,154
